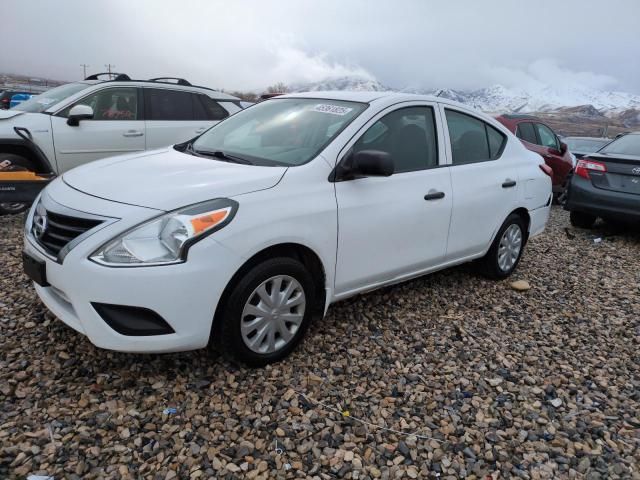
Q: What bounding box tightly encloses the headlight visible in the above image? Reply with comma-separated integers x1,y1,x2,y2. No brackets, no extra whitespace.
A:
90,198,238,266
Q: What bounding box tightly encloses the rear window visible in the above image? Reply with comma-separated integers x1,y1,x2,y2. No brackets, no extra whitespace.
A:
599,134,640,156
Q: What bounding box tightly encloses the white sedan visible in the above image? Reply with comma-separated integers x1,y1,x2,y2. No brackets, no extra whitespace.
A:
23,92,552,366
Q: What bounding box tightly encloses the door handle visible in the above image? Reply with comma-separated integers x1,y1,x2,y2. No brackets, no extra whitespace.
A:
123,130,144,137
502,180,517,188
424,191,445,201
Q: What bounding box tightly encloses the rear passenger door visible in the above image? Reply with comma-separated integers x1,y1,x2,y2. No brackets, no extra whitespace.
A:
441,106,519,259
143,88,229,148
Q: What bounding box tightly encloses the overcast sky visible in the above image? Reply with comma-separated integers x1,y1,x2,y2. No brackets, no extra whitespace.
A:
3,0,639,93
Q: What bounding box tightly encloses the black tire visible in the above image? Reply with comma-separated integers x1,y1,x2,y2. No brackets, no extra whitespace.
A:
478,213,527,280
0,153,35,215
570,210,596,229
214,257,317,367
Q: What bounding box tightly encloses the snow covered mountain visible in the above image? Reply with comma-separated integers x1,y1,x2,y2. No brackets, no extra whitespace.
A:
289,76,389,92
288,76,640,117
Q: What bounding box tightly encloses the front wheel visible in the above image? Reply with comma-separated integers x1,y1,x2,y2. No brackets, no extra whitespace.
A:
479,213,527,279
214,257,317,366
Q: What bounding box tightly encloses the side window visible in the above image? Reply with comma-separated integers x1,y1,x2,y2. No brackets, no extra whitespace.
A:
59,88,138,120
534,123,559,149
198,95,229,121
445,109,505,164
516,122,537,144
487,124,507,158
352,106,438,173
146,89,193,120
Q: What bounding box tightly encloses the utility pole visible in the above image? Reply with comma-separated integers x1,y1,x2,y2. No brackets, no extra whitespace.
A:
105,64,116,77
80,64,89,79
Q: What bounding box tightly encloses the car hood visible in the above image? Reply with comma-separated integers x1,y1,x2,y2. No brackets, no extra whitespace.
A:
63,148,288,211
0,110,25,120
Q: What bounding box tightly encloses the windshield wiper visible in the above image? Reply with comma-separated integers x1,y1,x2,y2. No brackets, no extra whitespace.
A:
193,148,253,165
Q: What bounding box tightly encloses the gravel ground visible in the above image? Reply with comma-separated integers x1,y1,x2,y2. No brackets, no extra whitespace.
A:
1,207,639,479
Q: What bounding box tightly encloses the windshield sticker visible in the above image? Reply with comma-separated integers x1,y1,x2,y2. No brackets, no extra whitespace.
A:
36,98,55,105
313,104,353,116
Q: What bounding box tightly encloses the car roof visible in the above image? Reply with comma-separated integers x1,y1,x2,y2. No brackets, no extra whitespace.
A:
563,136,611,141
66,79,239,100
275,90,470,106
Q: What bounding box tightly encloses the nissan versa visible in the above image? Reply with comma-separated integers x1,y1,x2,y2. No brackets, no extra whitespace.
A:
23,92,552,366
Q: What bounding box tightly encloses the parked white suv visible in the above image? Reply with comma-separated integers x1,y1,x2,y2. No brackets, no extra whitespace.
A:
0,73,242,214
23,92,552,366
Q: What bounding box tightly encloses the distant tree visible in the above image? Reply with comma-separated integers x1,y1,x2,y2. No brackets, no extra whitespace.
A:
265,82,289,94
230,91,259,102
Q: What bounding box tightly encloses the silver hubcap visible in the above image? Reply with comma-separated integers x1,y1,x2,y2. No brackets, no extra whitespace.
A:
498,224,522,272
241,275,306,354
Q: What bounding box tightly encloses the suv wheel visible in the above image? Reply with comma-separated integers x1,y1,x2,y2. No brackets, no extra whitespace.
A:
0,153,35,215
570,211,596,229
479,213,527,279
215,257,316,366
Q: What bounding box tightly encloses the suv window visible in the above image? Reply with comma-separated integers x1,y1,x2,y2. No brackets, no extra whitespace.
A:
445,109,505,164
516,122,537,144
59,87,139,120
146,88,193,121
196,95,229,121
534,123,559,149
352,106,438,173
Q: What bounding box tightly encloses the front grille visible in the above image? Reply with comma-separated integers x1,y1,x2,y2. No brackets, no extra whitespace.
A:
35,210,103,257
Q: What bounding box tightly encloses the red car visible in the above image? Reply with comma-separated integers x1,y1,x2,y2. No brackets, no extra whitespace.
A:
495,114,573,201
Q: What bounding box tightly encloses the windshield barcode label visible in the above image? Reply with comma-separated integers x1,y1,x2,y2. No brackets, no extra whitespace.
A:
313,104,353,116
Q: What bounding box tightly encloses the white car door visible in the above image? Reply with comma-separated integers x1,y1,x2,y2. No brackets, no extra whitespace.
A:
334,103,453,296
143,89,227,149
51,87,145,172
440,105,520,259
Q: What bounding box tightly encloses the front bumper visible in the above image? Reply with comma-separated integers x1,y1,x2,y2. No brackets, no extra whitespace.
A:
565,175,640,222
24,182,245,353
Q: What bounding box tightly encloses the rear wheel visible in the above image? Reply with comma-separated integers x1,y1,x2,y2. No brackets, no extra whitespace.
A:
479,213,527,279
214,257,317,366
0,153,35,215
570,210,596,229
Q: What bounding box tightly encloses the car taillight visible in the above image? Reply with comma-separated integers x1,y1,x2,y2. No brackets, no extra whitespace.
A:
539,164,553,177
575,158,606,179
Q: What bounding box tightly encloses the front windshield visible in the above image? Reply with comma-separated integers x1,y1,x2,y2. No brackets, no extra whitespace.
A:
13,82,90,113
599,134,640,156
565,138,609,152
191,98,367,166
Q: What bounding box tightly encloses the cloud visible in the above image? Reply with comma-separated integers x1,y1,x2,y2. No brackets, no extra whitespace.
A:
481,59,619,92
265,44,374,87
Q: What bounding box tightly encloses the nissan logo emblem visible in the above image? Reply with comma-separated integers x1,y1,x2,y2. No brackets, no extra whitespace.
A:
33,211,48,239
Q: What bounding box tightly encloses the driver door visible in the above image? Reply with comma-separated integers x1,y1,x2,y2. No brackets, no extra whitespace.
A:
333,103,453,296
50,87,145,172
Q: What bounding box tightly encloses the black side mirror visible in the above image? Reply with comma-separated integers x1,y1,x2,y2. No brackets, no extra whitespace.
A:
333,149,394,181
